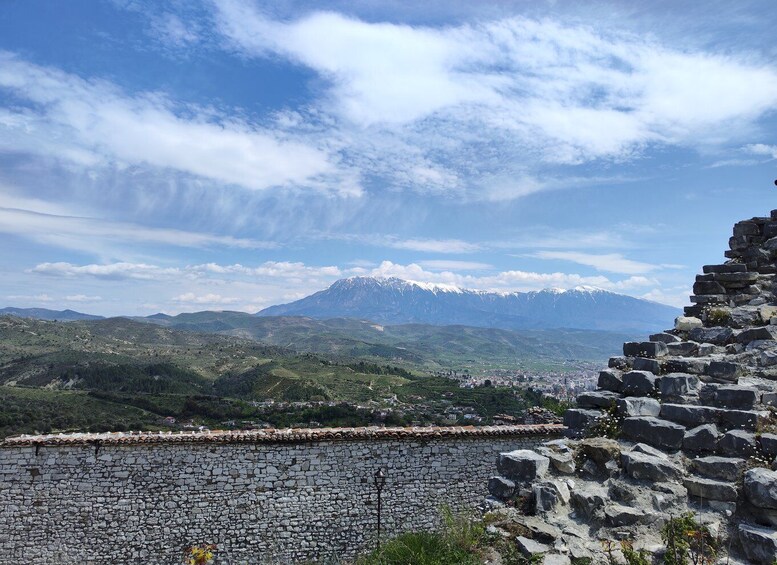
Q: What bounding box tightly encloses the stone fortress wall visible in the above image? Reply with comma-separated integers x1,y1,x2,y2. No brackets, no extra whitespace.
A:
0,425,560,564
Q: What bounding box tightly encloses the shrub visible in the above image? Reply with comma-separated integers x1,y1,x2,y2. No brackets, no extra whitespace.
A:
661,513,718,565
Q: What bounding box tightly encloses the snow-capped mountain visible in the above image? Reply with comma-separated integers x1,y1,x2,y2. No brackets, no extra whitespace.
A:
257,277,680,333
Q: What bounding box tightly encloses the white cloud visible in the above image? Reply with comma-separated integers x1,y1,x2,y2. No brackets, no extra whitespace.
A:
0,52,349,194
215,3,777,184
172,293,240,305
746,143,777,159
65,295,102,303
418,260,492,270
532,251,664,275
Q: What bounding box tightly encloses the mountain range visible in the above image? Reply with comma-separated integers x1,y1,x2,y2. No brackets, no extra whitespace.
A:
257,277,679,333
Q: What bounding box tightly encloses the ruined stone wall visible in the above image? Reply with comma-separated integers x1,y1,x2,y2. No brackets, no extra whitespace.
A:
0,425,559,564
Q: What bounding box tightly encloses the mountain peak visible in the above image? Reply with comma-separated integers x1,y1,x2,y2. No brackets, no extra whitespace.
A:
258,277,679,333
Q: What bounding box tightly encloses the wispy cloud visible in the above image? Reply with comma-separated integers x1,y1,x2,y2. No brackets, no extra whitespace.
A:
0,52,352,195
530,251,682,275
417,260,492,270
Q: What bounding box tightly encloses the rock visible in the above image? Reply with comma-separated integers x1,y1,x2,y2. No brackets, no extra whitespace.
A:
675,316,703,331
570,488,607,519
542,554,570,565
580,438,622,469
738,326,777,343
598,369,623,393
496,450,549,483
563,409,601,437
764,392,777,407
516,536,550,557
537,447,576,475
608,480,638,502
488,476,515,500
622,417,685,450
703,263,747,274
534,480,570,513
659,373,700,398
689,456,746,481
660,404,720,427
616,397,661,417
577,390,620,409
509,516,562,544
682,424,720,453
706,361,743,382
623,341,668,358
689,327,735,345
621,450,682,482
664,357,708,375
760,433,777,458
684,476,738,502
719,409,767,430
604,504,655,526
760,305,777,323
697,343,718,356
622,371,657,396
632,357,661,374
650,332,682,344
666,341,699,356
609,356,632,371
718,430,757,457
738,523,777,565
760,350,777,367
713,385,758,409
744,468,777,510
630,443,667,458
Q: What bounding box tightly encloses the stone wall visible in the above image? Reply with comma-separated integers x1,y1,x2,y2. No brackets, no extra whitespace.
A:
0,425,559,564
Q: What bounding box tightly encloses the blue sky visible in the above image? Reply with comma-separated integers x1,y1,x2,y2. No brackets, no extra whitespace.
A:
1,0,777,316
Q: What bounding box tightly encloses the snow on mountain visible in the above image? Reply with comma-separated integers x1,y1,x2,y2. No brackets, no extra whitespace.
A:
257,277,680,333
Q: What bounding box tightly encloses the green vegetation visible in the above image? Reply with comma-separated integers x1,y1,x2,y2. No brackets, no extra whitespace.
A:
661,513,718,565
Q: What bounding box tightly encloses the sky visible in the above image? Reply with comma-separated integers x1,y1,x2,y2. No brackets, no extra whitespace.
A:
1,0,777,316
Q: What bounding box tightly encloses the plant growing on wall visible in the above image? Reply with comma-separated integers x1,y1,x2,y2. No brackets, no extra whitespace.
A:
184,544,216,565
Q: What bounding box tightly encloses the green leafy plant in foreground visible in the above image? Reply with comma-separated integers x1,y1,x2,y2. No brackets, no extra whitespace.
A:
661,513,718,565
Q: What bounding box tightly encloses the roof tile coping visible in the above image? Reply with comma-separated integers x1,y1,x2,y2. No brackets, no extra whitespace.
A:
1,424,563,448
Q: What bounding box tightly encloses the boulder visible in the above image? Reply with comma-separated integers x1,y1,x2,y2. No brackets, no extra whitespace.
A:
738,523,777,565
604,504,655,526
684,476,738,502
675,316,703,331
580,437,621,469
660,404,720,427
744,468,777,510
542,555,571,565
667,341,699,356
689,326,735,345
622,371,657,396
533,480,570,513
650,332,682,344
623,341,668,358
537,447,576,475
598,369,623,393
664,357,708,375
488,476,515,500
496,450,549,483
720,409,768,430
705,361,743,382
622,416,685,450
616,397,661,417
508,516,561,544
689,456,746,481
659,373,700,398
738,326,777,343
763,392,777,407
516,536,550,557
576,390,620,409
718,430,757,457
632,357,661,374
563,409,601,437
760,433,777,458
682,424,720,453
570,488,607,519
621,450,682,482
713,385,758,409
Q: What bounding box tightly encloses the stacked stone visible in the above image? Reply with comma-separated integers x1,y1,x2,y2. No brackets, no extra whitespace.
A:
487,210,777,564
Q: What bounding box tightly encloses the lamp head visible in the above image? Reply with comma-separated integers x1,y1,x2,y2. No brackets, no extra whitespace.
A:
374,467,386,488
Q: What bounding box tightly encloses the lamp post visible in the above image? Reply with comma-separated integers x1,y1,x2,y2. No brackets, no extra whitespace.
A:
373,467,386,551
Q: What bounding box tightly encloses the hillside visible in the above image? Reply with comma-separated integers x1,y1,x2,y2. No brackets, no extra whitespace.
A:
257,277,679,333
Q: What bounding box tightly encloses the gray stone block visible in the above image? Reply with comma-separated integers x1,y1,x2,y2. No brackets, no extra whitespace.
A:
608,356,631,371
488,476,515,500
533,480,569,513
604,504,655,526
516,536,550,557
718,429,757,457
616,397,660,417
660,404,720,427
577,390,620,409
623,341,668,358
719,409,767,430
622,371,657,396
570,488,607,519
738,326,777,343
689,456,746,481
563,409,601,437
703,264,747,274
621,450,682,482
649,332,681,344
738,523,777,565
682,424,720,453
598,369,623,393
760,433,777,458
622,416,685,451
684,476,738,502
632,357,661,374
689,327,735,345
713,385,758,409
496,450,549,483
666,342,699,356
664,357,708,375
659,373,700,398
705,361,743,382
744,468,777,510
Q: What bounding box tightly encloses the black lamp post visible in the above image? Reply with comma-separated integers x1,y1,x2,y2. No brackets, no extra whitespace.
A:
373,467,386,551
